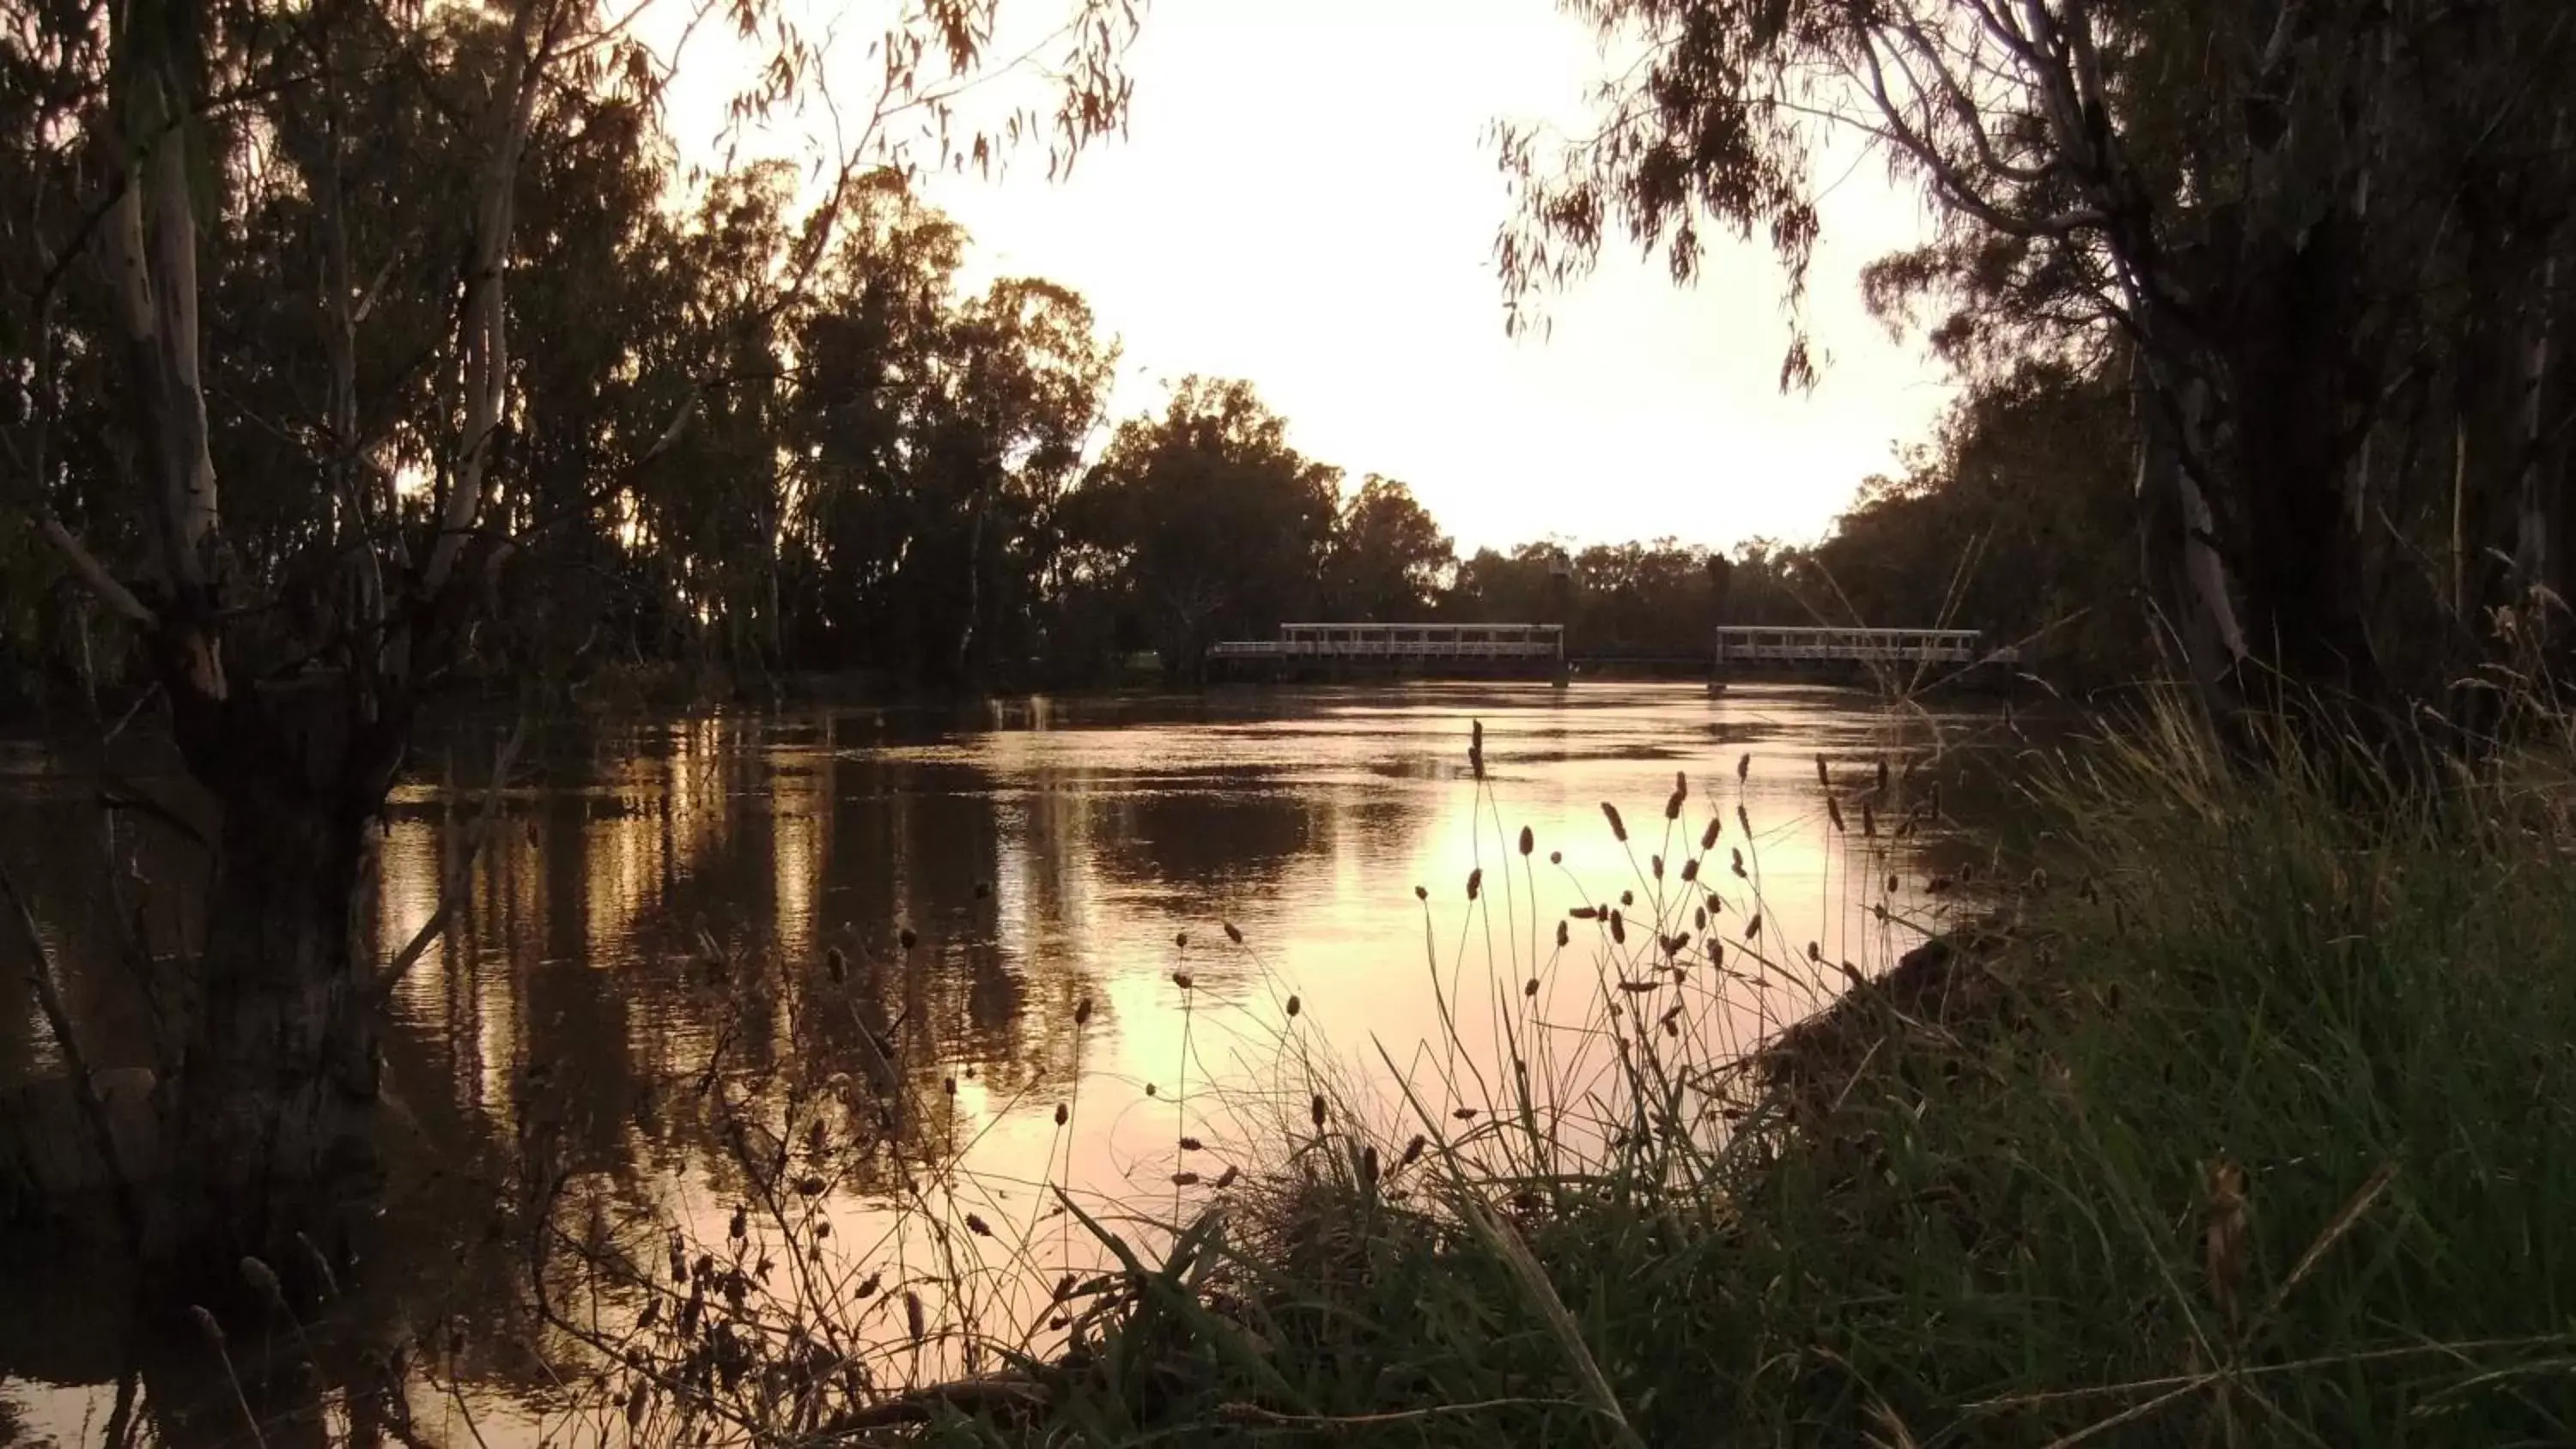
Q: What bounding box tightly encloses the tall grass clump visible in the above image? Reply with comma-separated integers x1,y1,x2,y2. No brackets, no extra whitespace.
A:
967,705,2576,1446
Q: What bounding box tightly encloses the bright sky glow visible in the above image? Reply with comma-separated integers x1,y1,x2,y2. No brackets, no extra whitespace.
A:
669,0,1959,556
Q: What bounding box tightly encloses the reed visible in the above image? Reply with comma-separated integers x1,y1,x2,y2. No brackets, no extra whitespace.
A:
951,700,2576,1446
410,695,2576,1448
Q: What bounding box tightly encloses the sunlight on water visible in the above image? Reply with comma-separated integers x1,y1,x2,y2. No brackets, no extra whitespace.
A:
0,682,2023,1443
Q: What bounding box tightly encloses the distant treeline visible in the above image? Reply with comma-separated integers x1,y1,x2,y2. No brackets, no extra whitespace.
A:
1443,359,2137,681
3,348,2141,704
0,33,2137,708
3,359,2142,706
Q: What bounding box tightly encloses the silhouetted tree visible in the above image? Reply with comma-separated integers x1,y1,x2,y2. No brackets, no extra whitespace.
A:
1324,476,1455,621
1499,0,2576,718
1073,378,1340,677
0,0,1139,1271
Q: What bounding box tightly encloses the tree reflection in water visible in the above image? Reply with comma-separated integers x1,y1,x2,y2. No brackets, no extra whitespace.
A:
0,686,2013,1443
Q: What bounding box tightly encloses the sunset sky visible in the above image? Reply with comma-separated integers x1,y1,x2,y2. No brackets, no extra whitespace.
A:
674,0,1957,556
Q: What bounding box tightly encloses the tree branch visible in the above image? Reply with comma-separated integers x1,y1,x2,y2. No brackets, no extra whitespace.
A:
1855,31,2104,240
39,518,158,627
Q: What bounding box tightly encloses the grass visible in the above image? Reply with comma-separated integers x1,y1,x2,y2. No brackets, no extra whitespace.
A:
191,700,2576,1447
867,702,2576,1446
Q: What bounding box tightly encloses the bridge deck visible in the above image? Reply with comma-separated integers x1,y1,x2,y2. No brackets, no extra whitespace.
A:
1715,626,2020,667
1212,622,1564,662
1204,623,2020,671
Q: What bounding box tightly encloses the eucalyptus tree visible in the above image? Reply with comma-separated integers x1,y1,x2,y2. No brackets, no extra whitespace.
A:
1500,0,2576,716
1807,361,2141,677
781,172,971,676
903,275,1118,686
1074,377,1341,676
1444,541,1575,629
629,161,817,674
1324,475,1455,621
0,0,1138,1270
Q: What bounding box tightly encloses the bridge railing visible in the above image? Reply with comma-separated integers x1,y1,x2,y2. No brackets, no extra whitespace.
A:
1213,623,1565,661
1207,641,1562,658
1714,626,2020,667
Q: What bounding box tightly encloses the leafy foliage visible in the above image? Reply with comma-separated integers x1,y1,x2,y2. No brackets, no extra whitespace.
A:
1500,0,2576,712
1073,378,1343,678
1325,476,1454,622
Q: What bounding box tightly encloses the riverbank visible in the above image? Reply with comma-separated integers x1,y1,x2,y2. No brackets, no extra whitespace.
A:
891,713,2576,1445
18,694,2567,1444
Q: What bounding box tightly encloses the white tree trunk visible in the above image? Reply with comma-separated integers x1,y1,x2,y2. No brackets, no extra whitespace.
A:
2137,373,2251,706
422,3,559,598
95,68,226,699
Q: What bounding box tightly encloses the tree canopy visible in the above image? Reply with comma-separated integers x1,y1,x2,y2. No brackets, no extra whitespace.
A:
0,0,1147,1267
19,0,2551,723
1499,0,2576,719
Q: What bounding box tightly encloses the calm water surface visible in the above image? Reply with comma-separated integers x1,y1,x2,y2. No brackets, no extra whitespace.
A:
0,682,2031,1445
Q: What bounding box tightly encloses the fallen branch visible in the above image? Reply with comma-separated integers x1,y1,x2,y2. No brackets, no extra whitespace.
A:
39,517,156,628
814,1375,1051,1434
1217,1397,1591,1430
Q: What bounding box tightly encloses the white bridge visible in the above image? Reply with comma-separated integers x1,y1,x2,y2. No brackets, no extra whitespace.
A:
1202,622,2020,676
1210,621,1564,662
1714,626,2020,668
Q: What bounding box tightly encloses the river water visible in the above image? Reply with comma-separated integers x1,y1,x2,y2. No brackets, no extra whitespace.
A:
0,682,2030,1446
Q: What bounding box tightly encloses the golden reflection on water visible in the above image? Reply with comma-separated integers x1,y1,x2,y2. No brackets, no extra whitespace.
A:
349,684,1998,1227
1,682,2016,1440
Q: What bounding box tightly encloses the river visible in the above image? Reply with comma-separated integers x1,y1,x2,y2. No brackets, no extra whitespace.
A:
0,682,2032,1445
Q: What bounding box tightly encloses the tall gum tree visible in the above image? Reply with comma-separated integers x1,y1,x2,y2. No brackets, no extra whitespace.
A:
3,0,1138,1277
1497,0,2576,722
1078,377,1342,678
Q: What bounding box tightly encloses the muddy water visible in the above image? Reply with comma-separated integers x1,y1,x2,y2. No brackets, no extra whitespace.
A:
0,682,2030,1444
